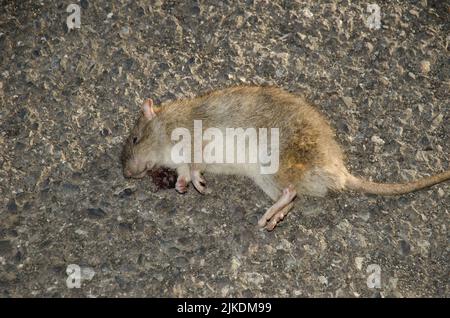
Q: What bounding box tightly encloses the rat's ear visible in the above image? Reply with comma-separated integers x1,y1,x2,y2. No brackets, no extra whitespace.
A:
142,98,158,120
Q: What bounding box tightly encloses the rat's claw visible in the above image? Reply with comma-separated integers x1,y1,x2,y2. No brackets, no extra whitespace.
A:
191,170,208,194
175,175,188,194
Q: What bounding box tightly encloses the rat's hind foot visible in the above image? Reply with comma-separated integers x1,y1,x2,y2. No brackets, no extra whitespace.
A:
265,203,294,231
258,185,296,230
175,175,188,194
192,170,208,194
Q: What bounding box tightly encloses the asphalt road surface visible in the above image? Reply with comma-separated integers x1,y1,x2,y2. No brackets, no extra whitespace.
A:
0,0,449,297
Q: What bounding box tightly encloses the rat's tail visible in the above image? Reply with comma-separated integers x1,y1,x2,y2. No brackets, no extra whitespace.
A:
344,170,450,196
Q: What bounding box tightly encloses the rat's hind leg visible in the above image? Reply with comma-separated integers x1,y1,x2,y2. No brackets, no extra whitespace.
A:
258,185,297,231
252,174,282,201
255,147,307,230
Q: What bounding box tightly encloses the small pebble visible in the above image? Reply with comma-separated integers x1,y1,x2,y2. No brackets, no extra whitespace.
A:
420,60,431,74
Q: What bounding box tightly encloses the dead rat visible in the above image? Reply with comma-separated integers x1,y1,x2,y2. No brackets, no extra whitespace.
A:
121,86,449,231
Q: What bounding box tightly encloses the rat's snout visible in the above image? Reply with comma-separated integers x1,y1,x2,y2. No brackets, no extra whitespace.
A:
123,158,148,179
123,167,134,178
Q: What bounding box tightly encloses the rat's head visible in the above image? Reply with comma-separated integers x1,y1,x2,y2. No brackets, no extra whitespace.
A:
122,98,161,178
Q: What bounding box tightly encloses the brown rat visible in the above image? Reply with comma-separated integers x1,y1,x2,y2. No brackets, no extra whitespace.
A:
121,86,450,230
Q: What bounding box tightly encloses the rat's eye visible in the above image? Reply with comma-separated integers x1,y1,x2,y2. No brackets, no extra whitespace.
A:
132,136,138,144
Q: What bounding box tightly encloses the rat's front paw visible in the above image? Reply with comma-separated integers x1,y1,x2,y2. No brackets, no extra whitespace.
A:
191,170,208,194
175,175,188,194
